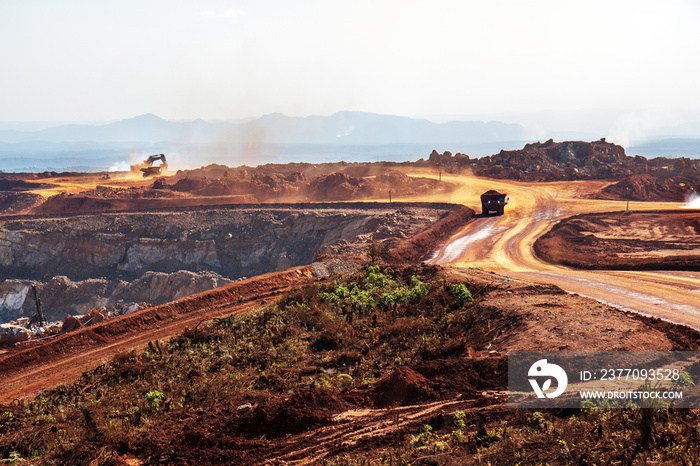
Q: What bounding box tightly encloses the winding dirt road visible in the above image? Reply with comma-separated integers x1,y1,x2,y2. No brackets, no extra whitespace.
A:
406,174,700,329
2,173,697,405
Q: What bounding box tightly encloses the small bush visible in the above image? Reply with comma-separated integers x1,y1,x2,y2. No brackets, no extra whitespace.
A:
145,390,165,410
452,283,472,306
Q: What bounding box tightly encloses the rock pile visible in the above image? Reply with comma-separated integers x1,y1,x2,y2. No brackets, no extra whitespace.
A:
158,169,446,202
600,173,699,202
425,139,700,201
0,301,148,345
0,324,30,344
165,171,305,199
0,192,43,214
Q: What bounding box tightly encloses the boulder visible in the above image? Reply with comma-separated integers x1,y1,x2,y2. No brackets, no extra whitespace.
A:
0,324,30,344
81,308,106,326
61,315,83,333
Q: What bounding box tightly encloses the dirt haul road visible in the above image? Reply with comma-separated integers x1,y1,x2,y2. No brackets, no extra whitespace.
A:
406,174,700,329
0,268,315,403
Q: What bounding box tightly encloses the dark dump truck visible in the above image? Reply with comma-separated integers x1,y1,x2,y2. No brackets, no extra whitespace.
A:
481,190,508,215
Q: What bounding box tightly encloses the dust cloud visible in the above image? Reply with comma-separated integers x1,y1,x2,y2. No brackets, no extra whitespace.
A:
108,161,131,172
682,192,700,209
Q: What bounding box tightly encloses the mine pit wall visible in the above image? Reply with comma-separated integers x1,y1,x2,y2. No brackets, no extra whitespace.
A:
0,202,463,323
0,271,232,324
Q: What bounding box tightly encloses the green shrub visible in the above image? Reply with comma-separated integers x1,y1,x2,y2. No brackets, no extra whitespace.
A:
320,268,431,313
452,283,472,305
145,390,165,410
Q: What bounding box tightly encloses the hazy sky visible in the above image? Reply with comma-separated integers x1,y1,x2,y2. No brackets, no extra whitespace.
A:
2,0,700,130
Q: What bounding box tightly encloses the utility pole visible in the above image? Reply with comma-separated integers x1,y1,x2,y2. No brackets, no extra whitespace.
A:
389,190,392,203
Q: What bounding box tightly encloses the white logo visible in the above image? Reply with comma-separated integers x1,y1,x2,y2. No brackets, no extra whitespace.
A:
528,359,568,398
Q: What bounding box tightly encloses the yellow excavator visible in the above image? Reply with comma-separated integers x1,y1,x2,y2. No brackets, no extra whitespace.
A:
130,154,168,177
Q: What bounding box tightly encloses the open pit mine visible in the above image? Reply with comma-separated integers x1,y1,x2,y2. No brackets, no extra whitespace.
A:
0,139,698,338
0,140,699,465
0,203,459,323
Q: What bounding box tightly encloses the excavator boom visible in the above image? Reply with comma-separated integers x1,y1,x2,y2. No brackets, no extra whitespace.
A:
130,154,168,177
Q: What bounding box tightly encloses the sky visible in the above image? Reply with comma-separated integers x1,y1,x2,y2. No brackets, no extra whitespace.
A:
2,0,700,142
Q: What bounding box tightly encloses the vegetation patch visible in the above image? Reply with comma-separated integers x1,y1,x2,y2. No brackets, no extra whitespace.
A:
2,264,697,465
0,265,503,464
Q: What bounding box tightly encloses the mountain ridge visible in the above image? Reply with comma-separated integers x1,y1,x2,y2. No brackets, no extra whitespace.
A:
0,112,529,146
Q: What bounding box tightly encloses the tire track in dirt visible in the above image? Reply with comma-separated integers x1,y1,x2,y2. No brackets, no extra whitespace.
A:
426,174,700,328
262,397,507,465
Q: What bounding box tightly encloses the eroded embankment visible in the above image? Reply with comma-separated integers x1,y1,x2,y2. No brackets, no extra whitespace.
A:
0,202,469,322
534,210,700,270
0,266,315,376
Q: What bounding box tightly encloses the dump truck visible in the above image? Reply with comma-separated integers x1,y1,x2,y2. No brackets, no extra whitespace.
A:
131,154,168,177
481,190,508,215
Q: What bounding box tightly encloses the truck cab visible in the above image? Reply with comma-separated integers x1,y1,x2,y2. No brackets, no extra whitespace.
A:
480,190,508,215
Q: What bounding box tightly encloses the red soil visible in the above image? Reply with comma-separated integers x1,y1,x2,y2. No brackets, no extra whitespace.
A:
0,267,314,403
534,210,700,270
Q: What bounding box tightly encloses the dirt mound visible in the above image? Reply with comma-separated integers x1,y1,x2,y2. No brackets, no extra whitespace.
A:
0,179,51,192
371,366,434,407
635,315,700,351
600,173,699,202
45,185,185,200
429,149,470,166
32,186,190,214
306,172,369,200
415,357,508,398
161,169,450,203
0,192,43,214
239,387,350,437
534,210,700,270
60,315,83,333
166,172,305,199
176,161,416,181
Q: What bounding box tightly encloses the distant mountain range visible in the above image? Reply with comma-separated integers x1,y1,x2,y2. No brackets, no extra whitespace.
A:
241,112,528,145
0,112,528,145
0,112,697,172
0,112,533,172
0,114,222,145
